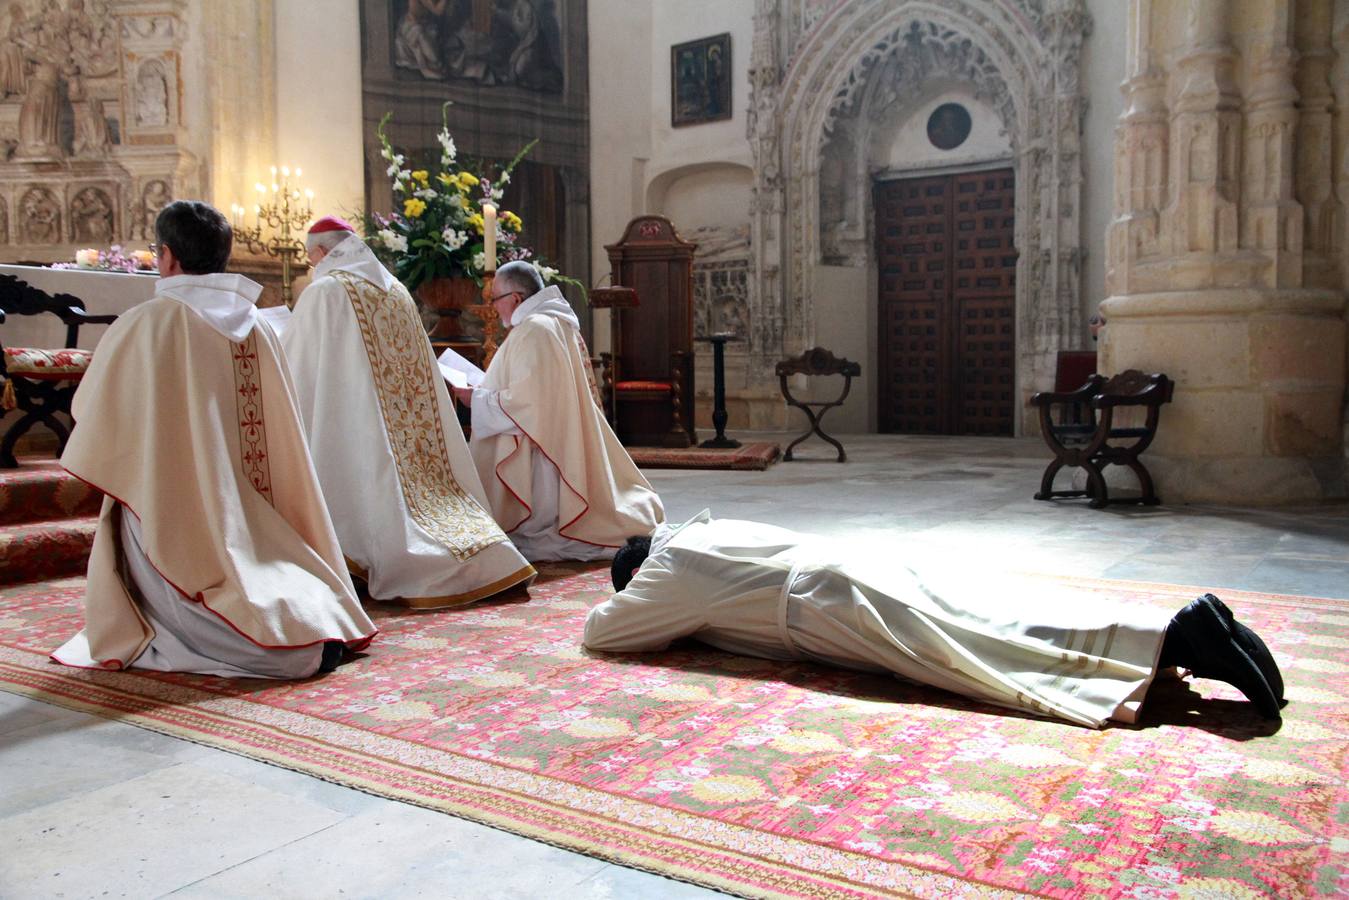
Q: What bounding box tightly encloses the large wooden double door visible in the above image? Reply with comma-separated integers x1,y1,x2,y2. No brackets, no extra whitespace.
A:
875,169,1017,435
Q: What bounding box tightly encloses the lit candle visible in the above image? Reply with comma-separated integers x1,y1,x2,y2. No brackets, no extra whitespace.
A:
255,182,265,194
483,203,497,272
281,165,290,178
295,167,303,178
270,166,277,176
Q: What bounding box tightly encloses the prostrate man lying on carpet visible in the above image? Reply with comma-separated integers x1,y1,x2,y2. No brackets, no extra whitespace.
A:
281,216,535,608
452,260,664,562
584,512,1285,728
52,200,377,679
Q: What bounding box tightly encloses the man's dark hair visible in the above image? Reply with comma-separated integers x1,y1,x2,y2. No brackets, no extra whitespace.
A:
611,535,652,592
154,200,233,274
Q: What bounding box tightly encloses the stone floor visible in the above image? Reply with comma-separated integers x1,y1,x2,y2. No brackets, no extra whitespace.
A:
2,433,1347,898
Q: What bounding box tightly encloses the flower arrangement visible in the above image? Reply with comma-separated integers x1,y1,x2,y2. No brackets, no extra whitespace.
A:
52,245,157,274
366,105,578,294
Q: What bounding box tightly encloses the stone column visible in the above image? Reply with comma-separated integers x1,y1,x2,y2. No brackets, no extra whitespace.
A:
1101,0,1347,503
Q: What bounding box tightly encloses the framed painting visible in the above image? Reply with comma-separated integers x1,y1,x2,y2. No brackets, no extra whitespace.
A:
671,34,731,127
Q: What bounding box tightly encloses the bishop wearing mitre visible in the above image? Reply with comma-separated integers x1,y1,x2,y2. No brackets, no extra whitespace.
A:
282,217,536,607
53,201,377,679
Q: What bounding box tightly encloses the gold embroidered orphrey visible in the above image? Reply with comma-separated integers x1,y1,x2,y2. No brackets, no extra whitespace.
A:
232,333,274,507
332,271,506,560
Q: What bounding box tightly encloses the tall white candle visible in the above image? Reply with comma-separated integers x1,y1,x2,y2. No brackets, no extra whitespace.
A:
482,203,497,272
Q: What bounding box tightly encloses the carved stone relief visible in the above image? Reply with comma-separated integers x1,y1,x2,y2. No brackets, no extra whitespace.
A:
0,1,197,261
689,224,753,342
134,178,171,240
749,0,1090,425
19,187,60,244
71,185,115,243
133,59,171,128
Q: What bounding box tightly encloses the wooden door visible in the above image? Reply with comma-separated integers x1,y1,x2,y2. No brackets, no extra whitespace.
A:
875,168,1016,435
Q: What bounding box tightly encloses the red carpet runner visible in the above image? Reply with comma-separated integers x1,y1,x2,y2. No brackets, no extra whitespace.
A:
0,462,1346,897
0,459,99,587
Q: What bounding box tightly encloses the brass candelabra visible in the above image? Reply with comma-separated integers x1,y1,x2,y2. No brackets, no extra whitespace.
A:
231,166,314,308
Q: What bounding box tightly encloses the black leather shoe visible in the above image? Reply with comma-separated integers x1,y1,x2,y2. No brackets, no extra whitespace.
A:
1168,595,1281,720
1200,593,1284,704
319,640,345,673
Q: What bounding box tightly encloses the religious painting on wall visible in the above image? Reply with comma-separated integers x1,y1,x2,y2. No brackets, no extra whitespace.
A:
671,34,731,127
390,0,564,92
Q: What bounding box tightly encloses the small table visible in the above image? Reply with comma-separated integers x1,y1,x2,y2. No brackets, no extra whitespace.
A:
695,333,741,449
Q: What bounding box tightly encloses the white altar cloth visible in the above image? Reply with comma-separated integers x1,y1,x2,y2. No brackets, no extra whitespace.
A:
0,264,158,351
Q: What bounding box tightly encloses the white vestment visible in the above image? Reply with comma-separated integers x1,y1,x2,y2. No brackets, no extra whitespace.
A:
584,513,1173,728
282,237,535,607
469,286,664,562
53,273,377,678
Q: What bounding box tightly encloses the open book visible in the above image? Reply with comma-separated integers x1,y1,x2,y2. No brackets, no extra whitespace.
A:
437,346,486,390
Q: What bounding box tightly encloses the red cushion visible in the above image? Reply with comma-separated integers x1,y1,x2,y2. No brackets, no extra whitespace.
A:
614,380,672,393
3,347,93,380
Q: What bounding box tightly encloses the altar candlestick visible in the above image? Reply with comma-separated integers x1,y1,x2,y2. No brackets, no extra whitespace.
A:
483,203,497,272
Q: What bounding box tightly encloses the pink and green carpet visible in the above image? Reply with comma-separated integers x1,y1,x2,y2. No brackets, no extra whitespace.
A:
0,463,1346,897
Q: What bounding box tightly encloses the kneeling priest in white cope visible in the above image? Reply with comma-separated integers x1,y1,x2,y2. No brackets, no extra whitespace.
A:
282,217,535,607
454,260,664,562
53,200,377,679
586,512,1286,728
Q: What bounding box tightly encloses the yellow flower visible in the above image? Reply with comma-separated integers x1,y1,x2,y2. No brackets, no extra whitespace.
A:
403,197,427,218
467,212,484,234
457,171,480,188
502,211,523,232
437,173,455,187
410,169,429,185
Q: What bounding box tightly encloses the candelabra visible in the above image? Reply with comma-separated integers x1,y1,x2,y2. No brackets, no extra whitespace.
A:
230,166,314,308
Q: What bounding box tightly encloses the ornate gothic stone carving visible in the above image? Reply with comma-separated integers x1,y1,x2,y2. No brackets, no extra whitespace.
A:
0,0,196,262
689,224,752,341
19,187,60,244
71,186,115,244
749,0,1091,423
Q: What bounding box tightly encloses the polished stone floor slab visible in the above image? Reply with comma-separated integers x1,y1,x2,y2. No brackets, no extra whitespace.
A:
1,432,1345,898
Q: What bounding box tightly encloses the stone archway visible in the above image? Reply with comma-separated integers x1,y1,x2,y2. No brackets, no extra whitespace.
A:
747,0,1091,431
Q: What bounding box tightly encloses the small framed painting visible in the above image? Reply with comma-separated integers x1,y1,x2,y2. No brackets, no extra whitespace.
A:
671,34,732,127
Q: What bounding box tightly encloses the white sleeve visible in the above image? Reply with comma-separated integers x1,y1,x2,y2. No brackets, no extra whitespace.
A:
582,559,704,653
469,386,521,438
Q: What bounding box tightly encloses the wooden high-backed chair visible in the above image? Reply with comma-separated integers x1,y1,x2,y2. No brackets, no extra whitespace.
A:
603,216,698,447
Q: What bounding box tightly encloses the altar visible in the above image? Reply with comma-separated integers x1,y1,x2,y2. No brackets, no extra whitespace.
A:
0,264,157,351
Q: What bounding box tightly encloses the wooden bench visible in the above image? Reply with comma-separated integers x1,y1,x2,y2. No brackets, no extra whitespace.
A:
0,274,117,467
1028,369,1174,508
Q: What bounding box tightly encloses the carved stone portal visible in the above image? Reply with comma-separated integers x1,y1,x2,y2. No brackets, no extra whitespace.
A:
748,0,1090,432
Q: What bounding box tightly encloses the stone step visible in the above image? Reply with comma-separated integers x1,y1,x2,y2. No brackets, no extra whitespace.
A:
0,459,101,527
0,516,98,586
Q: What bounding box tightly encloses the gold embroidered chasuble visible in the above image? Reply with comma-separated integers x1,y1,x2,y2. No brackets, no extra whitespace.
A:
332,270,505,560
281,247,533,608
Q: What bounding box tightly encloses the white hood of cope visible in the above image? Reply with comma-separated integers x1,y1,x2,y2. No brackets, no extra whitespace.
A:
155,273,263,342
511,285,578,331
312,234,397,293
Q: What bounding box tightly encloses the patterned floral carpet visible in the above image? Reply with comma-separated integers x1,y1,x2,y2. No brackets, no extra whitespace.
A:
1,560,1346,899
